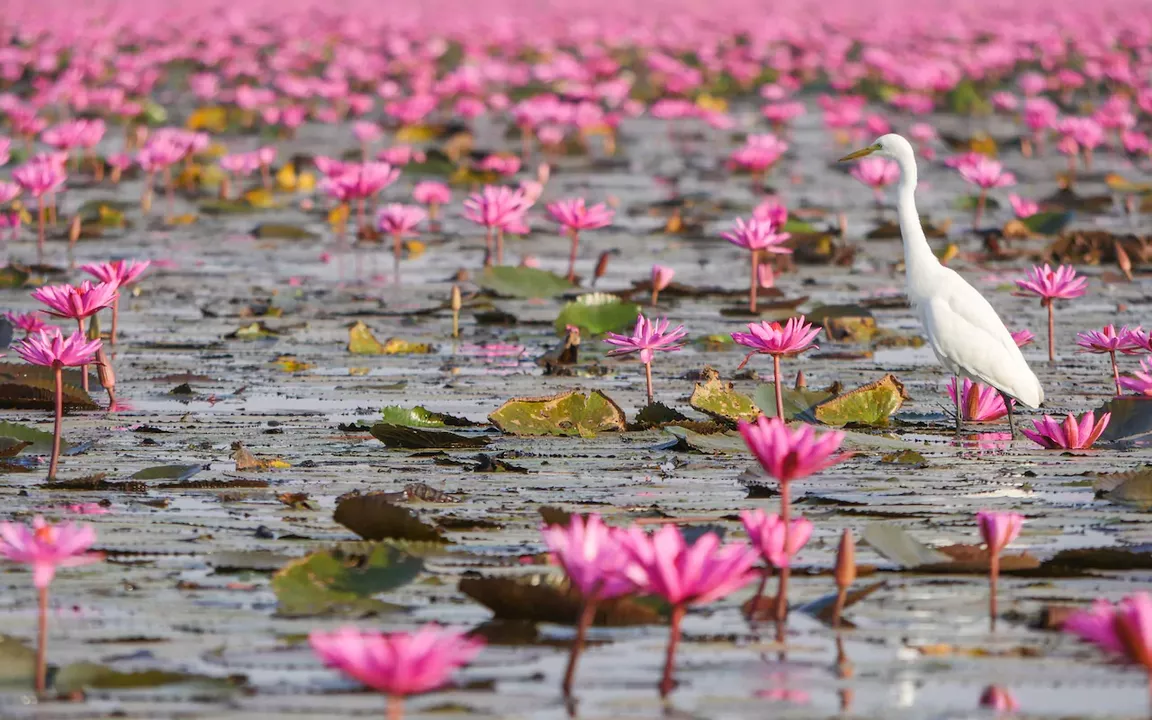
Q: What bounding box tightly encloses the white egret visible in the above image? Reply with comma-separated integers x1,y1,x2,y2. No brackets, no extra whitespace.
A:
840,134,1044,436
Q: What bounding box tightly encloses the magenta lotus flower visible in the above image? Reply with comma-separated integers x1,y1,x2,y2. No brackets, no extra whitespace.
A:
547,198,615,282
728,134,787,177
377,204,427,277
948,377,1011,422
81,260,150,345
959,157,1015,228
378,145,426,166
465,186,530,267
33,280,118,321
0,181,20,205
722,216,791,313
1119,358,1152,396
1021,411,1110,450
13,159,66,263
0,515,101,695
412,181,451,221
1015,264,1088,362
541,514,631,695
617,524,758,696
979,686,1020,714
741,510,813,569
849,156,899,199
650,265,675,306
310,625,483,717
1064,593,1152,695
14,329,102,479
4,311,48,336
732,316,820,417
1077,325,1142,395
977,511,1024,630
1011,329,1035,348
752,199,787,228
1008,194,1038,219
603,314,687,404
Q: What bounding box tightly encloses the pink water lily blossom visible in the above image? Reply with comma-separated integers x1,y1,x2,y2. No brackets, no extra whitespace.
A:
959,157,1015,227
740,509,813,569
603,314,687,404
849,156,899,199
617,524,758,696
650,265,675,306
310,625,483,716
1021,412,1110,450
4,311,49,335
1119,358,1152,396
376,204,427,277
722,216,792,313
1008,194,1038,219
948,377,1012,422
977,510,1024,630
1015,264,1088,362
1064,593,1152,696
465,185,530,267
1077,325,1142,395
732,316,820,417
1011,329,1035,348
547,198,615,282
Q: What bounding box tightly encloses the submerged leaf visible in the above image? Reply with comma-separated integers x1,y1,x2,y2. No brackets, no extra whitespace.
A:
807,305,876,343
381,338,433,355
752,384,837,420
0,421,69,454
333,493,447,543
478,266,575,299
689,370,760,423
251,223,318,240
129,464,204,481
1021,211,1072,236
663,425,745,453
813,374,908,426
489,390,626,437
272,544,424,617
862,523,951,568
55,663,229,693
459,574,663,626
369,423,489,449
379,405,477,428
633,402,690,429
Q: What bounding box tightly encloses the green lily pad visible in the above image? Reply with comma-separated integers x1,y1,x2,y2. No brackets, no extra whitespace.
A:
781,219,816,233
633,402,689,429
379,405,477,428
0,421,69,455
129,464,204,481
807,305,876,342
689,371,760,424
0,377,97,411
251,223,318,240
0,266,29,289
813,374,908,427
271,543,424,617
459,574,664,626
946,79,990,116
54,663,230,693
954,194,1002,211
198,199,260,216
488,390,626,437
663,425,745,453
752,384,837,420
554,294,641,336
369,423,489,449
478,266,575,299
1022,211,1073,236
333,493,448,543
0,635,34,686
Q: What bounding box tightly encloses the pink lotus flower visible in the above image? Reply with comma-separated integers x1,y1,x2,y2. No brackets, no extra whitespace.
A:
81,259,150,289
603,314,687,404
4,311,48,335
732,316,820,417
948,377,1011,422
1064,593,1152,678
1119,358,1152,396
477,154,521,176
13,159,65,263
547,198,614,282
850,156,899,199
32,280,118,321
650,265,674,306
541,513,631,695
959,157,1016,189
722,217,792,253
977,510,1023,631
352,121,382,146
377,145,426,166
979,685,1020,714
740,509,813,569
728,134,787,176
1078,325,1142,395
412,181,451,218
752,199,788,228
310,625,483,713
1008,194,1038,219
1021,412,1110,450
1011,329,1035,348
0,515,102,694
377,204,428,277
1015,264,1088,362
617,524,759,696
739,416,847,485
14,329,101,369
465,185,530,266
0,181,20,205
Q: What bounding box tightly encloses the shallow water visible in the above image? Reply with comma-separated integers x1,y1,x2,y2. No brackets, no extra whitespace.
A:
0,101,1150,718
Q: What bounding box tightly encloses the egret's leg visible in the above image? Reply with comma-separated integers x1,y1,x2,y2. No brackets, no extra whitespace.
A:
1001,390,1017,439
953,376,962,435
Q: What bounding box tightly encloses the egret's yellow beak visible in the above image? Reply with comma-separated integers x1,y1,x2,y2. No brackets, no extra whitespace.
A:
838,143,881,162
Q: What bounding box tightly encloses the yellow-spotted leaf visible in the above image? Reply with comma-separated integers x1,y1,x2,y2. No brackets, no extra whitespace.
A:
348,321,385,354
382,338,433,355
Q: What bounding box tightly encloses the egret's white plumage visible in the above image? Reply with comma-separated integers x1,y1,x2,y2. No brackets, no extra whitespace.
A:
842,134,1044,416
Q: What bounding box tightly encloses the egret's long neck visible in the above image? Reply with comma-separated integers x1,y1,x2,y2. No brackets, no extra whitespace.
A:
893,151,938,295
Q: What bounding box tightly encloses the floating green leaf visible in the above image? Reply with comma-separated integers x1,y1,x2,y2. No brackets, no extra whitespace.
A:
489,390,626,437
130,464,204,481
663,425,745,453
459,574,663,626
379,405,476,428
554,294,641,336
251,223,318,240
633,402,689,428
54,663,230,694
272,544,424,617
0,266,29,289
689,373,760,423
478,266,575,299
334,493,447,543
752,384,836,420
807,305,876,343
813,374,908,427
1022,211,1072,236
0,635,34,686
862,523,952,568
369,423,489,449
0,421,68,454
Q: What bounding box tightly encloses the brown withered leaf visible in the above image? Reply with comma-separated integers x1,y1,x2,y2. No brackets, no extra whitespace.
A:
231,442,290,471
402,482,460,503
917,544,1041,573
333,493,447,543
277,493,319,511
458,574,663,626
43,474,147,492
158,478,269,490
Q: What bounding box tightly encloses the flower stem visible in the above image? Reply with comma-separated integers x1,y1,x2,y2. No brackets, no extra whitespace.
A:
35,587,47,696
567,230,580,283
387,694,403,720
644,362,654,405
111,296,120,346
775,482,791,628
772,354,784,419
392,231,402,281
562,597,599,697
975,189,986,229
1046,300,1055,363
48,366,63,480
1111,350,1120,395
659,605,686,698
36,198,45,266
496,229,505,266
749,250,760,313
747,567,770,623
989,553,999,632
77,318,89,392
484,228,493,267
